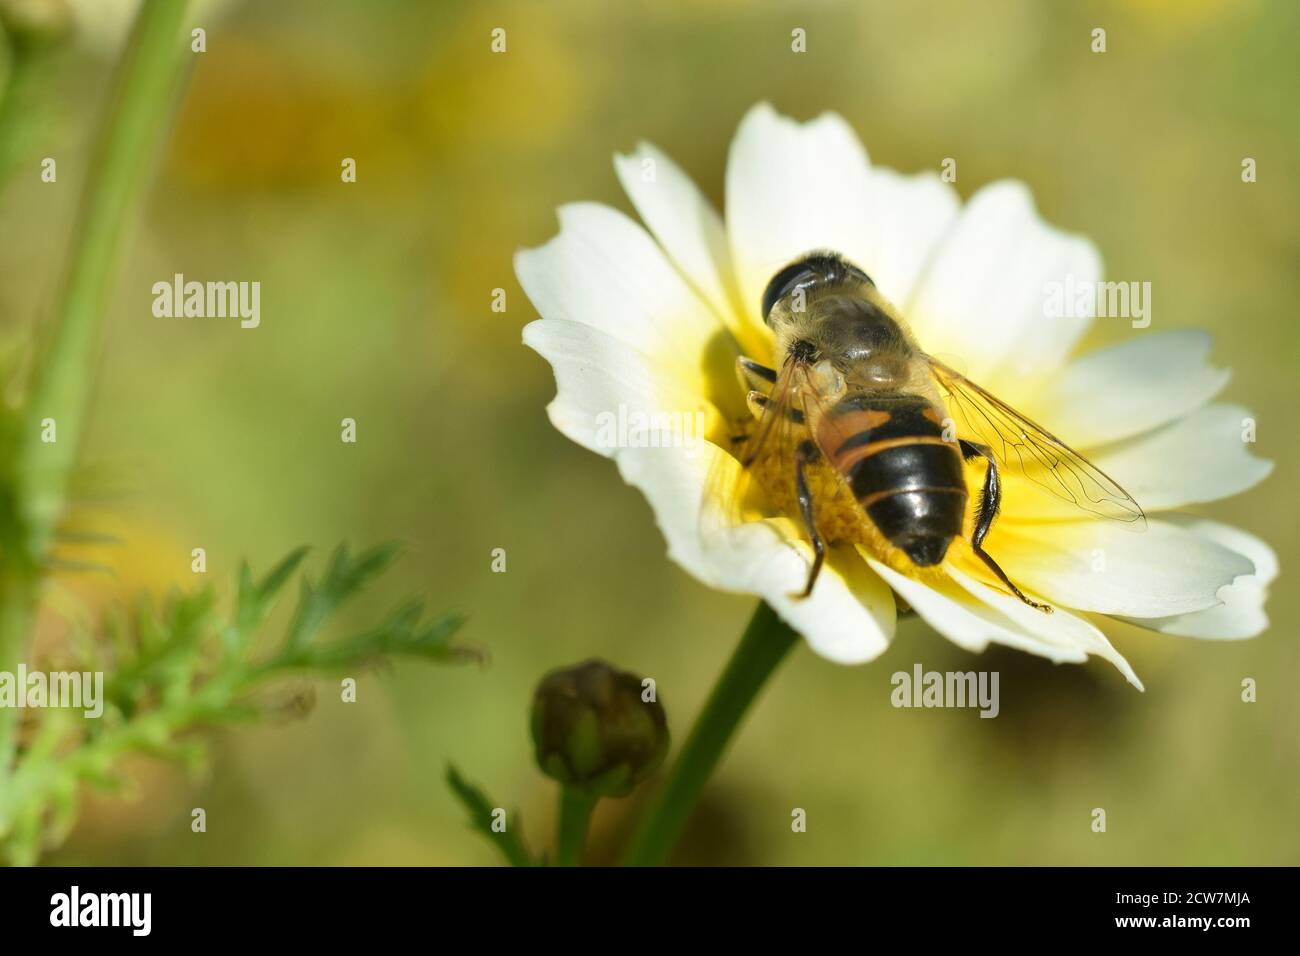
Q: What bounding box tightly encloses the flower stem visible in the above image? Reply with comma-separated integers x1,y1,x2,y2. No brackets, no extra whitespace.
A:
17,0,192,547
0,31,40,185
0,0,191,793
622,602,798,866
554,788,596,867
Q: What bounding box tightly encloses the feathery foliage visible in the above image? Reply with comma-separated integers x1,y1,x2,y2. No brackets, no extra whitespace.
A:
0,543,474,865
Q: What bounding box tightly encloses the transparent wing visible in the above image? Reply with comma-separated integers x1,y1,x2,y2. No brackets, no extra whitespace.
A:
926,356,1147,529
723,358,812,522
704,357,826,534
738,358,804,469
705,357,875,541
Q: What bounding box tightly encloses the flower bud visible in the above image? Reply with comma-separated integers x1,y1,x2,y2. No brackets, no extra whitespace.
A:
530,658,668,798
0,0,73,48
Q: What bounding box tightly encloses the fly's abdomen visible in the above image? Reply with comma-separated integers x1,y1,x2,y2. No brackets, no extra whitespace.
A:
818,393,966,567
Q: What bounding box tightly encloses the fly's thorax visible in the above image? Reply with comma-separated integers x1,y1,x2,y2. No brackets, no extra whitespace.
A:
773,283,919,391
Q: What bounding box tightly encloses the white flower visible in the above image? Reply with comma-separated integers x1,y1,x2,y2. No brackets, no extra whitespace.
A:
516,103,1274,688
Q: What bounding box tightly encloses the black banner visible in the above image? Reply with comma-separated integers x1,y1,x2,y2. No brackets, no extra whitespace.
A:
0,866,1278,941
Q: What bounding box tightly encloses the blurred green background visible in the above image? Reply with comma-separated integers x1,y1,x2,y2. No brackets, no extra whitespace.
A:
2,0,1295,864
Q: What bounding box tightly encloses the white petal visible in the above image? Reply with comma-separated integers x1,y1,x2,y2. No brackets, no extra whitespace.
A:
1182,518,1278,585
736,530,897,665
997,402,1273,525
966,518,1255,618
723,105,869,327
1119,518,1276,640
724,104,959,328
613,143,762,356
867,557,1140,686
612,437,742,581
1091,404,1273,511
1028,330,1230,448
523,319,720,458
621,444,896,664
907,180,1101,392
868,557,1050,653
860,169,961,308
515,202,725,368
726,104,873,327
946,566,1142,688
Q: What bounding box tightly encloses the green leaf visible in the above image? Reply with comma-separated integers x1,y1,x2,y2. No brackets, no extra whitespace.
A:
2,540,477,865
290,606,473,671
229,546,309,655
283,542,402,652
257,546,312,601
105,588,216,714
446,764,535,868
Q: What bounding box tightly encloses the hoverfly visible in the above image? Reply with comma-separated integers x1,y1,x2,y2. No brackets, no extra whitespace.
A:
723,251,1146,611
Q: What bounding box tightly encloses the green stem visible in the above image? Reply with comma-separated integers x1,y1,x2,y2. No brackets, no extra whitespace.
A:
0,566,38,776
0,31,38,185
17,0,192,547
554,788,596,866
622,602,797,866
0,0,191,793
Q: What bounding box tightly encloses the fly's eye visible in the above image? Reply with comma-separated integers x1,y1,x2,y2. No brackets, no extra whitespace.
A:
843,262,875,287
761,262,817,323
761,255,876,322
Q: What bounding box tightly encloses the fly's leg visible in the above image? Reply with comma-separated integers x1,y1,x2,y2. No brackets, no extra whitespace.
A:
730,357,779,446
740,391,806,466
737,354,822,596
791,440,825,599
736,355,777,393
960,439,1051,613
